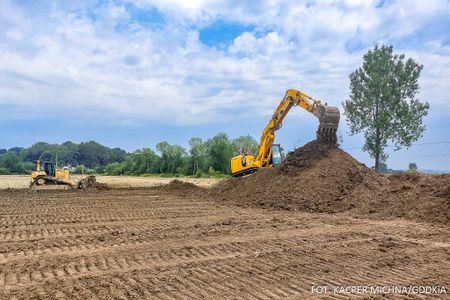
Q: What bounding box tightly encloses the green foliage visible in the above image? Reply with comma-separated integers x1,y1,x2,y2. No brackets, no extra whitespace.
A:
0,152,23,173
207,166,224,177
408,162,418,171
77,141,112,168
156,141,186,174
343,44,429,170
205,133,234,174
105,162,124,176
159,173,176,178
231,135,259,155
19,141,127,169
188,137,207,175
74,165,84,174
1,133,260,176
21,161,35,172
0,168,10,175
125,148,160,175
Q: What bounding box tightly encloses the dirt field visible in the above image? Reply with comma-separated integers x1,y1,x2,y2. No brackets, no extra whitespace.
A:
0,175,222,189
0,188,449,299
1,142,449,299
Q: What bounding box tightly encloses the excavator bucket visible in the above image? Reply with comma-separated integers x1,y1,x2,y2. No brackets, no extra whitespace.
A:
316,106,340,144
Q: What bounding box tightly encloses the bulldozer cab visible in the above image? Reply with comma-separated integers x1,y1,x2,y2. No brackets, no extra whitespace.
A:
43,161,55,177
36,160,55,177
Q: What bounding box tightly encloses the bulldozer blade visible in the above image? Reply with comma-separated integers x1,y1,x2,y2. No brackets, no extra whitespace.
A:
77,175,97,189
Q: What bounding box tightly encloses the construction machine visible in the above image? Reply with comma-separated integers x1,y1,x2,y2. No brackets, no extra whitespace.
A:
30,160,74,189
30,160,97,189
230,89,340,177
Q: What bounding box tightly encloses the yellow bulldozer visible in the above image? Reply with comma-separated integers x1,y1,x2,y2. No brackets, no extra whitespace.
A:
230,89,340,177
30,160,97,189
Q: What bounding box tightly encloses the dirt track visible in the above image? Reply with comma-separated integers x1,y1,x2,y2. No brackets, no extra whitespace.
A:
0,188,449,299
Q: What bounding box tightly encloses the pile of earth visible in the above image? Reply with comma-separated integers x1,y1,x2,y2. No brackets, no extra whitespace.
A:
208,140,450,224
78,176,110,190
161,179,200,192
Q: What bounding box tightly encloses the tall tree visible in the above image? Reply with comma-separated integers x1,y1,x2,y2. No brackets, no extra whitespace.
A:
343,44,429,170
0,152,23,173
408,162,418,171
188,137,207,175
232,135,259,156
156,141,186,174
130,148,159,174
205,133,234,174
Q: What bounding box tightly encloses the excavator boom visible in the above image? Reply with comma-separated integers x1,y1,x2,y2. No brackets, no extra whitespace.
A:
230,89,340,177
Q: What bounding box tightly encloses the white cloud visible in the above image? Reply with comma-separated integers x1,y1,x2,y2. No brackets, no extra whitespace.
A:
0,0,448,126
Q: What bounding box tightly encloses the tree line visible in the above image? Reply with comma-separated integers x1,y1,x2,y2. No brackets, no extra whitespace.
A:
0,134,259,176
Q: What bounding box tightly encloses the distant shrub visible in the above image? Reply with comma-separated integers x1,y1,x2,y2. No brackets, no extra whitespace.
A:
159,173,174,178
0,168,10,175
142,173,158,177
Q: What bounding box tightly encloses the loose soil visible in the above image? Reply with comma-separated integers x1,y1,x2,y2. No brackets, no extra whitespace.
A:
0,141,449,299
0,188,449,299
161,179,201,191
77,175,111,190
210,140,450,224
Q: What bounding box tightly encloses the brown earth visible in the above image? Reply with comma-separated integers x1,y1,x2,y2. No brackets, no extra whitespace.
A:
0,187,449,299
0,141,449,299
209,140,450,224
77,175,111,190
161,179,201,192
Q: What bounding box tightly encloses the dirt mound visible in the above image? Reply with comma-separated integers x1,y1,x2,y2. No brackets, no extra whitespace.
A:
378,172,450,223
280,140,340,173
162,180,200,191
209,140,450,224
78,176,111,190
210,141,383,213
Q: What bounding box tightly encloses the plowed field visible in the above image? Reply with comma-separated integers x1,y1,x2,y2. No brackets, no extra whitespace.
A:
1,188,449,299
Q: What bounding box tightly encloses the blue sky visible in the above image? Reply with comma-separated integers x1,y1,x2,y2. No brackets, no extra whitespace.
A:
0,0,449,170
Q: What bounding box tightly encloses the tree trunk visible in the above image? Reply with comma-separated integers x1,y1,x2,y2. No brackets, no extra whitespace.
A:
375,152,380,171
374,126,381,171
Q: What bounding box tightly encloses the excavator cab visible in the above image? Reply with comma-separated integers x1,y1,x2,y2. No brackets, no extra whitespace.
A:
270,144,284,166
231,144,285,177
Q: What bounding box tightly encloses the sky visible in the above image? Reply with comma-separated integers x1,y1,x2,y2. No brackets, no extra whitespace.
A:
0,0,449,170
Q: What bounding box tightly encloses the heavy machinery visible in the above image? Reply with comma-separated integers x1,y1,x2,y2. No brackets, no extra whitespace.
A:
230,89,340,177
30,160,75,189
30,160,98,189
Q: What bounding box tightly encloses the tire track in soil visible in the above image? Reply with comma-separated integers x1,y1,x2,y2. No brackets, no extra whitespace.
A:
0,221,373,263
0,189,449,299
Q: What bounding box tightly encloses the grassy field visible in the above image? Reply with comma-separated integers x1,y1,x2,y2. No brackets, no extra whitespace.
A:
0,175,223,189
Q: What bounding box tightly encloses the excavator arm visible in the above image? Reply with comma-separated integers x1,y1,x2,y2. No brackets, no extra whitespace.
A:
230,89,340,176
255,89,340,167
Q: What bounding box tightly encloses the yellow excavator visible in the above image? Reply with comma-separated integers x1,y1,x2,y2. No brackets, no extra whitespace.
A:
230,89,340,177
